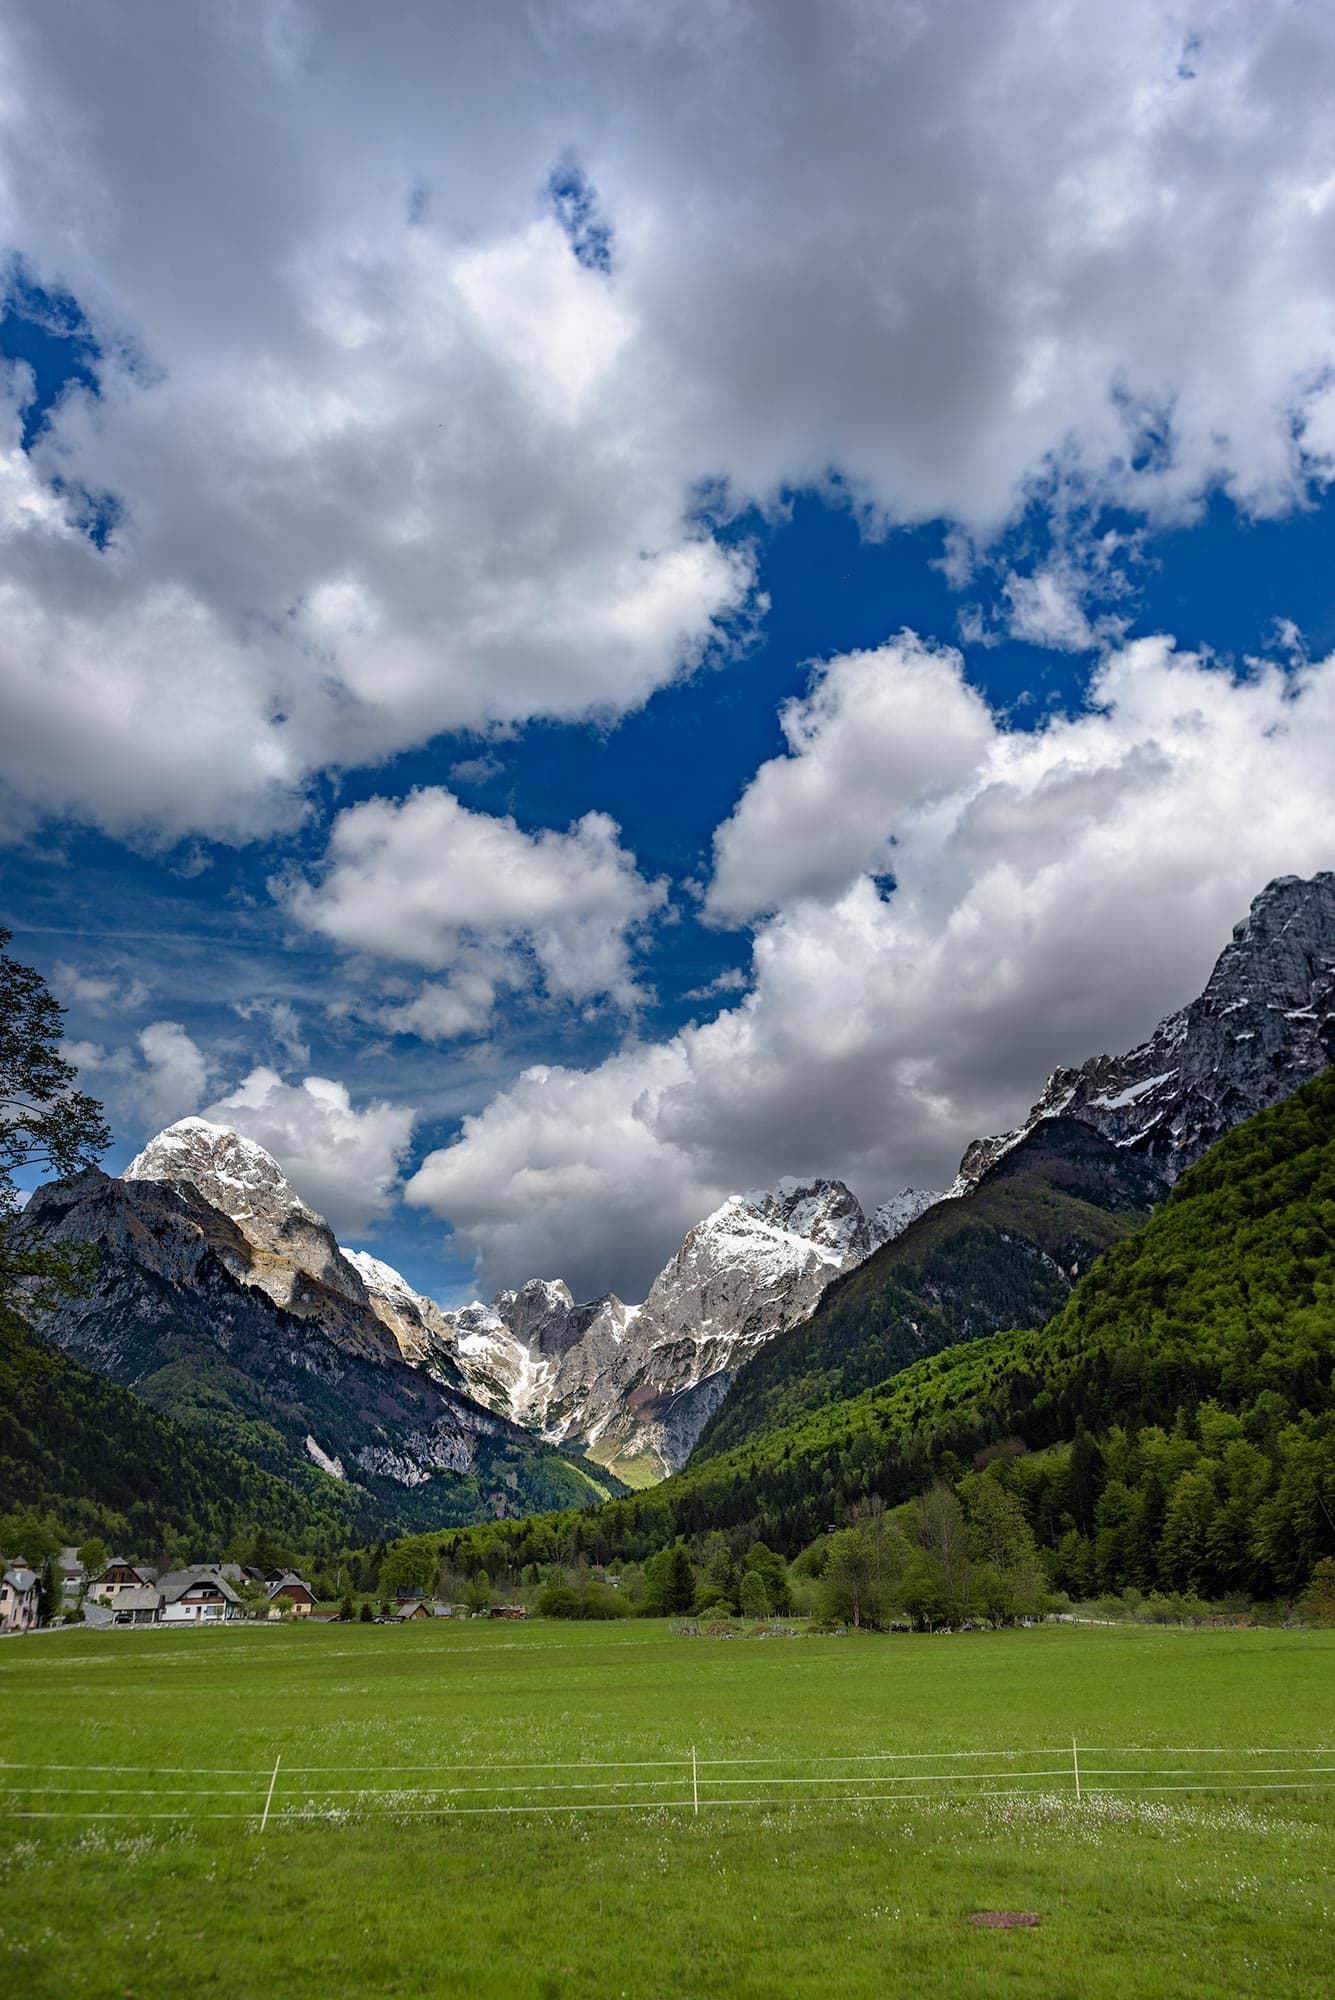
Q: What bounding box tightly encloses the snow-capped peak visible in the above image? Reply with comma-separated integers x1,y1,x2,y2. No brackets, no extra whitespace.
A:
340,1245,423,1310
126,1117,311,1217
870,1187,942,1244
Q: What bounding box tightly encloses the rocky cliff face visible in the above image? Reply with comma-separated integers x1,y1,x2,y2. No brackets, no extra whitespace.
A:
955,873,1335,1193
18,1170,600,1526
124,1119,415,1368
427,1176,943,1482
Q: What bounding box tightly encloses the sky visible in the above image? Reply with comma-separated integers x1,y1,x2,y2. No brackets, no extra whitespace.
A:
5,2,1335,1305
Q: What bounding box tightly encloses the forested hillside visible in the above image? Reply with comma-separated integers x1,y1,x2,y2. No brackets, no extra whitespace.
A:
0,1312,358,1559
692,1117,1164,1460
425,1068,1335,1602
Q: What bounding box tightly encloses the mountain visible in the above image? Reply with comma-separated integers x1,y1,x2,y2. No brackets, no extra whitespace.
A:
19,1169,622,1533
425,1177,942,1484
125,1120,450,1369
125,1118,938,1486
956,872,1335,1193
429,1064,1335,1600
0,1311,355,1557
689,1116,1165,1464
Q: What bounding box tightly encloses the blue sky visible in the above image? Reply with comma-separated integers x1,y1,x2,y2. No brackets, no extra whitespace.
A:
4,5,1335,1303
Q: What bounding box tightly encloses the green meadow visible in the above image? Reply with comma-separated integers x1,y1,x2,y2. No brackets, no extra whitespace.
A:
2,1619,1332,1999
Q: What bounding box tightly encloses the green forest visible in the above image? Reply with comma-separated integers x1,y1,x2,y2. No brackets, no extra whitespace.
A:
404,1066,1335,1611
0,1311,358,1565
6,991,1333,1620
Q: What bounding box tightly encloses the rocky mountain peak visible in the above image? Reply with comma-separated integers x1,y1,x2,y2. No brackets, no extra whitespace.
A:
741,1176,875,1260
127,1117,317,1226
490,1277,581,1356
870,1187,943,1243
123,1116,385,1339
954,871,1335,1193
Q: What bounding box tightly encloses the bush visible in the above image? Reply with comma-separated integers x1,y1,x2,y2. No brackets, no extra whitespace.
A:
587,1581,632,1620
535,1578,632,1621
534,1583,582,1619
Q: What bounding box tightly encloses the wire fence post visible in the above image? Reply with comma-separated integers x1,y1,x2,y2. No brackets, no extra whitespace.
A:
1071,1736,1081,1804
260,1753,282,1833
692,1745,699,1817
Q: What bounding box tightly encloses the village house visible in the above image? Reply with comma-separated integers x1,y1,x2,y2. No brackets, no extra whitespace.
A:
84,1558,157,1608
157,1568,244,1624
265,1572,317,1617
1,1563,40,1634
110,1585,162,1627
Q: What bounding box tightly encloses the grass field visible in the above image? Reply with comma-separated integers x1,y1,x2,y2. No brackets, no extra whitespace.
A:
2,1619,1332,1999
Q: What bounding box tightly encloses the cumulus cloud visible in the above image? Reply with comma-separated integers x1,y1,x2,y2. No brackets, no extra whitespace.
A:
202,1068,415,1235
408,634,1335,1296
4,6,1335,834
706,635,993,921
67,1019,216,1135
286,787,668,1035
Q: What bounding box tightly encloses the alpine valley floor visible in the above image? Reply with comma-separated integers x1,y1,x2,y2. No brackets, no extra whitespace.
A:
1,1619,1332,2000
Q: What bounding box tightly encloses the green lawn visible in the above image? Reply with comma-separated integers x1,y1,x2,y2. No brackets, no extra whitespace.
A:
2,1620,1332,1998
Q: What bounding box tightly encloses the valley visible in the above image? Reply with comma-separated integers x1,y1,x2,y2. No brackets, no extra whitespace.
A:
2,1617,1332,2000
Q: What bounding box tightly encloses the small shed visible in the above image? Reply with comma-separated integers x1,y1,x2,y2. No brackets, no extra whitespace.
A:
111,1585,161,1627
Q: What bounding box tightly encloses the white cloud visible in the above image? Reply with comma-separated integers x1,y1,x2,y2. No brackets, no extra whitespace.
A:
408,634,1335,1296
67,1019,216,1134
3,6,1335,834
203,1068,415,1236
51,962,151,1016
232,998,310,1069
286,787,667,1035
706,635,993,921
0,211,749,841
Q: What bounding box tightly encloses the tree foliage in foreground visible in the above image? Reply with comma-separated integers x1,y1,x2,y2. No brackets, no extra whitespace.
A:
0,927,110,1321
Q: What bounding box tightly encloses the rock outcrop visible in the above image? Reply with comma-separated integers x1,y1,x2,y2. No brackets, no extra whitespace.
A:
954,873,1335,1193
430,1176,942,1481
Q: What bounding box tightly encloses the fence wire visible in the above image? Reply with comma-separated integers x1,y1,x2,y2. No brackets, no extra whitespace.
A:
2,1744,1334,1825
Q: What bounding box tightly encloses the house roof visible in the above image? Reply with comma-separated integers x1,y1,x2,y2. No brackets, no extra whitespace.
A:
88,1562,155,1586
157,1569,241,1605
266,1573,314,1598
111,1586,160,1613
3,1566,37,1593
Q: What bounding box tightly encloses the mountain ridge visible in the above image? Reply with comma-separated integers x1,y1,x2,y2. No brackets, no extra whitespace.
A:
955,871,1335,1193
689,1115,1165,1464
20,1169,620,1532
126,1117,941,1484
